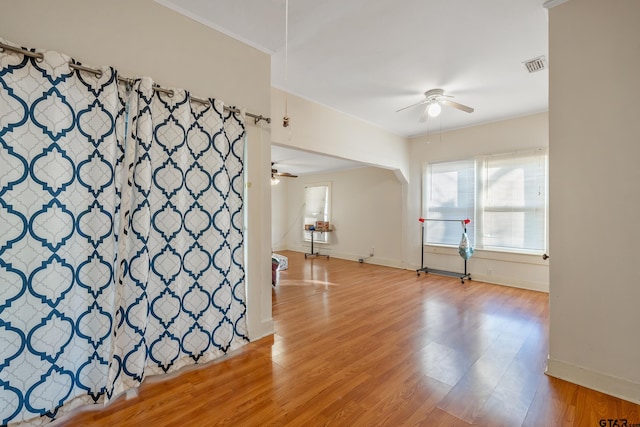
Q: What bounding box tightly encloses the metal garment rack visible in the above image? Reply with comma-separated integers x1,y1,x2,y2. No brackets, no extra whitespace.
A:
304,230,330,259
416,218,472,283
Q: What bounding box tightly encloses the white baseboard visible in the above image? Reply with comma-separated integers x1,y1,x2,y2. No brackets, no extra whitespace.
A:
333,252,405,269
249,319,274,341
406,263,549,293
471,273,549,293
281,248,549,292
546,357,640,405
281,246,405,270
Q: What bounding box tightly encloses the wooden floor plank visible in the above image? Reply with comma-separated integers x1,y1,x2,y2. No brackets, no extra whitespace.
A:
57,251,640,426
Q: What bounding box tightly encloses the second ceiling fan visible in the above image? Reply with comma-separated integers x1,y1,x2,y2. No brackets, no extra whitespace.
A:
397,89,474,122
271,163,298,179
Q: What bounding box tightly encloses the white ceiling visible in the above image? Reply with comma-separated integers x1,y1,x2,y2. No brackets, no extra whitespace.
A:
157,0,549,174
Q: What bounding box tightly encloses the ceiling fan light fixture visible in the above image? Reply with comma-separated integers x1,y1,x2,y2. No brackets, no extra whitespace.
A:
271,176,280,185
427,102,441,117
396,88,473,122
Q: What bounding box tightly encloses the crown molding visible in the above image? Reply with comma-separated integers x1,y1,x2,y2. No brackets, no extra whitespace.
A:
543,0,570,9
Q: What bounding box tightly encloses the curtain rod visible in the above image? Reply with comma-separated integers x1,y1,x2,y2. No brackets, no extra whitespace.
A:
0,41,271,125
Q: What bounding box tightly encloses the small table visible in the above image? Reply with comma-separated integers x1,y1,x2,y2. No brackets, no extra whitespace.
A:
304,230,331,259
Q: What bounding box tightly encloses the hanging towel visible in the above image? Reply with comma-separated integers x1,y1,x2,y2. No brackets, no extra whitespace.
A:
459,232,474,260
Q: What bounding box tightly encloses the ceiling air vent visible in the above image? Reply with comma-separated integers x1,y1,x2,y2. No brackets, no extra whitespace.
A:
524,55,546,73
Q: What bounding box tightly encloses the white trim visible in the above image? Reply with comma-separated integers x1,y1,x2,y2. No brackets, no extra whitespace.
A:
424,244,547,266
470,273,548,293
154,0,275,54
272,85,407,139
543,0,570,9
280,248,547,292
284,247,405,269
332,253,405,270
248,319,274,341
410,260,548,292
546,358,640,405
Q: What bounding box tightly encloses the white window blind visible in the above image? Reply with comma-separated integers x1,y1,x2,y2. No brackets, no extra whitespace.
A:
424,159,475,246
480,149,546,251
423,148,547,253
303,183,330,243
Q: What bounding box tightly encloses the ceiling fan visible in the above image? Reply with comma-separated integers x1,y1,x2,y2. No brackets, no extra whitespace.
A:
271,163,297,184
396,89,474,122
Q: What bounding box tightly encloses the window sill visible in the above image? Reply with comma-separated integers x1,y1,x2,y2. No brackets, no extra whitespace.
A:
424,245,546,266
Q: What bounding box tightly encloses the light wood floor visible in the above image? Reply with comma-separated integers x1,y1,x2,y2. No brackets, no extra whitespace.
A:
60,251,640,426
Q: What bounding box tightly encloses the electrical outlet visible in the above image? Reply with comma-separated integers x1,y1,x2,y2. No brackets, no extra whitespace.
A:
487,268,493,276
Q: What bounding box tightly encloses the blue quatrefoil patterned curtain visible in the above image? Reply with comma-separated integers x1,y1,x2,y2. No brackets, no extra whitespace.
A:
0,40,248,426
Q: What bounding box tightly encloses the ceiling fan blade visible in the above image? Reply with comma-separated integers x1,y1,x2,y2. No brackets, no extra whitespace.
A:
396,99,428,113
441,99,474,113
274,172,298,178
418,104,430,123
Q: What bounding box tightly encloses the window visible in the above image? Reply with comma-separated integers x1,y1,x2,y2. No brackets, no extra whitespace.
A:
303,183,331,243
424,159,475,246
480,150,546,251
423,148,547,253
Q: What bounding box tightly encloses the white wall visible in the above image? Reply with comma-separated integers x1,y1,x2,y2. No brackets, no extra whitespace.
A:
405,113,550,291
0,0,274,340
271,88,410,183
277,167,404,267
547,0,640,403
271,178,289,251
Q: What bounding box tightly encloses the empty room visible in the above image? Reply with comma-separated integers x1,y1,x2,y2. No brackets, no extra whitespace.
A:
1,1,640,426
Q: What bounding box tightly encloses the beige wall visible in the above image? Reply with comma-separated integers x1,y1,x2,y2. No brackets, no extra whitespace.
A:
1,0,269,113
0,0,274,339
271,88,410,183
547,0,640,402
276,167,404,267
270,87,411,267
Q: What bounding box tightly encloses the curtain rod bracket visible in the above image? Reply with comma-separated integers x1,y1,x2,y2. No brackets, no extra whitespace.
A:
254,115,270,125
